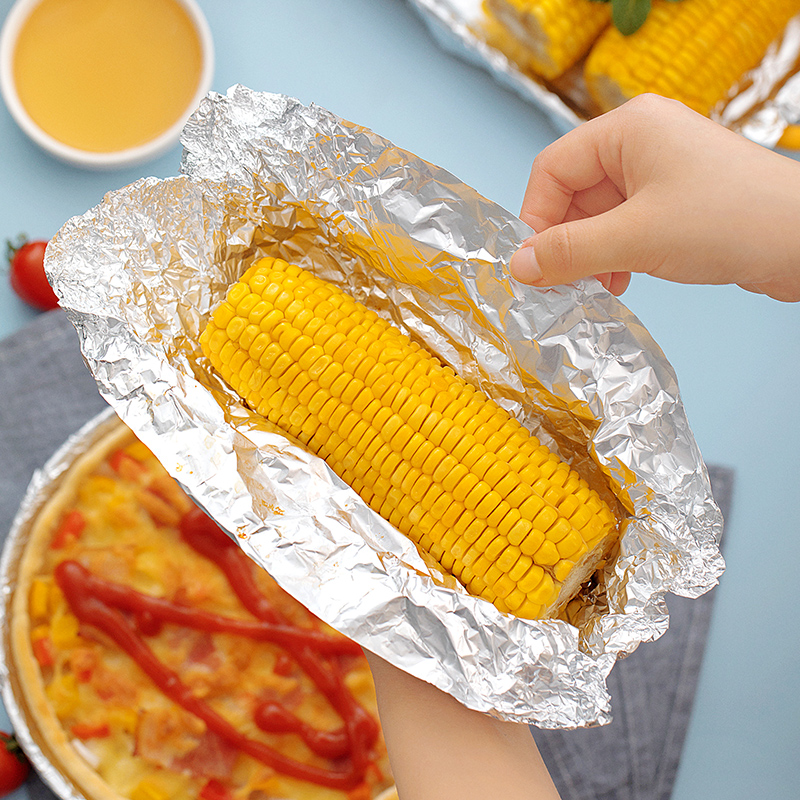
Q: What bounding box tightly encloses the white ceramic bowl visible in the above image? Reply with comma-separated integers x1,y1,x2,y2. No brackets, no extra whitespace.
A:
0,0,214,170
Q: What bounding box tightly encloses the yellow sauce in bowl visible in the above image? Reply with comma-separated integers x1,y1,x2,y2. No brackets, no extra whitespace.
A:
10,0,207,156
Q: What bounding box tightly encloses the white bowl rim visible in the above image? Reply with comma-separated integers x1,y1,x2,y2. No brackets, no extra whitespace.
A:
0,0,214,170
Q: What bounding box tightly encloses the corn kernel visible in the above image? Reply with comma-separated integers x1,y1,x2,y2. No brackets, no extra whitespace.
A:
518,563,545,593
515,600,543,619
130,779,170,800
30,579,50,619
534,539,560,566
553,559,575,583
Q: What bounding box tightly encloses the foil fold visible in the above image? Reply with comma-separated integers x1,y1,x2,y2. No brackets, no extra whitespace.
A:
45,85,724,728
409,0,800,147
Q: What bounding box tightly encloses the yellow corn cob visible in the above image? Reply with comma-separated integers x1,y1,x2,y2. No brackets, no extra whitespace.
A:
585,0,800,115
484,0,610,80
200,257,618,619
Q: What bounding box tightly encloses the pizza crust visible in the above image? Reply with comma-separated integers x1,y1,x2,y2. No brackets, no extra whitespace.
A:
9,421,134,800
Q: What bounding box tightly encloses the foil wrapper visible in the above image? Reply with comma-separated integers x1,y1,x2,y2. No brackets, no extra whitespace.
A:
45,85,724,728
408,0,800,147
0,410,121,800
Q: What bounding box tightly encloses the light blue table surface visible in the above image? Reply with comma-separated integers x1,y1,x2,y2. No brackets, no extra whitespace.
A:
1,2,798,799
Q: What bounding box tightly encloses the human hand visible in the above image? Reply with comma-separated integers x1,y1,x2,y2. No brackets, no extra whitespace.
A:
509,94,800,302
364,651,561,800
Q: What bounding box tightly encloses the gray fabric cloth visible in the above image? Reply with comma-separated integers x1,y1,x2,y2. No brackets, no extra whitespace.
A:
533,468,732,800
0,310,733,800
0,310,109,537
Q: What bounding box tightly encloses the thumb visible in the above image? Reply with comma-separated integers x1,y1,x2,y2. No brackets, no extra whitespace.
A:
510,203,649,288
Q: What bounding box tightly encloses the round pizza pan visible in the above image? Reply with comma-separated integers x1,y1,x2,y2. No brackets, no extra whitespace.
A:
0,408,394,800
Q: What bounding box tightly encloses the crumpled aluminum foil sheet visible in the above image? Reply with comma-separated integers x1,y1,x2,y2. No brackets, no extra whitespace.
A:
408,0,800,147
0,410,121,800
45,84,724,728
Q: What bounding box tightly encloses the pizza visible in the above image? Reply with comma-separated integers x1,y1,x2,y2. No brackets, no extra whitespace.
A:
8,419,393,800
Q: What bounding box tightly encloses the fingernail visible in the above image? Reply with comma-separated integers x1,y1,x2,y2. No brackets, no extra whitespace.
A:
510,243,542,285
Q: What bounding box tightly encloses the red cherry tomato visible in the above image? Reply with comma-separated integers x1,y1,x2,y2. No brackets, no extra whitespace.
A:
7,239,59,311
0,732,30,796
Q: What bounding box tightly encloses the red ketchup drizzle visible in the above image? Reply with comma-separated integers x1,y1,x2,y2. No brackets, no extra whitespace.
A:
254,703,350,760
179,510,379,771
54,508,379,791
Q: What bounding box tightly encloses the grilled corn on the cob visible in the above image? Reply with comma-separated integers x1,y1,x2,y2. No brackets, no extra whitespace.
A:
201,257,619,619
585,0,800,115
484,0,610,80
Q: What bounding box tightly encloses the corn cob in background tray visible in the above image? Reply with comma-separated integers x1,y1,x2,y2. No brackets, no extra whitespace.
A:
482,0,800,144
483,0,611,80
585,0,800,115
200,257,621,620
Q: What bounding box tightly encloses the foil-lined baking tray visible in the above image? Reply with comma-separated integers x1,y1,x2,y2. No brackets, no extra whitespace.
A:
0,410,120,800
408,0,800,147
44,85,724,729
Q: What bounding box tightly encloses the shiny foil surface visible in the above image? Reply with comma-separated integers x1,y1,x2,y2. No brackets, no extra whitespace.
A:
45,85,724,728
409,0,800,147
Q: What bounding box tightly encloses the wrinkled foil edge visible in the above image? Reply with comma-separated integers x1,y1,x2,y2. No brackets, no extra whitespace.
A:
44,85,724,728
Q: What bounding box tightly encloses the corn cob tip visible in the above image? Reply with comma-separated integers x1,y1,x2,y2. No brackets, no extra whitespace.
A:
483,0,610,80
